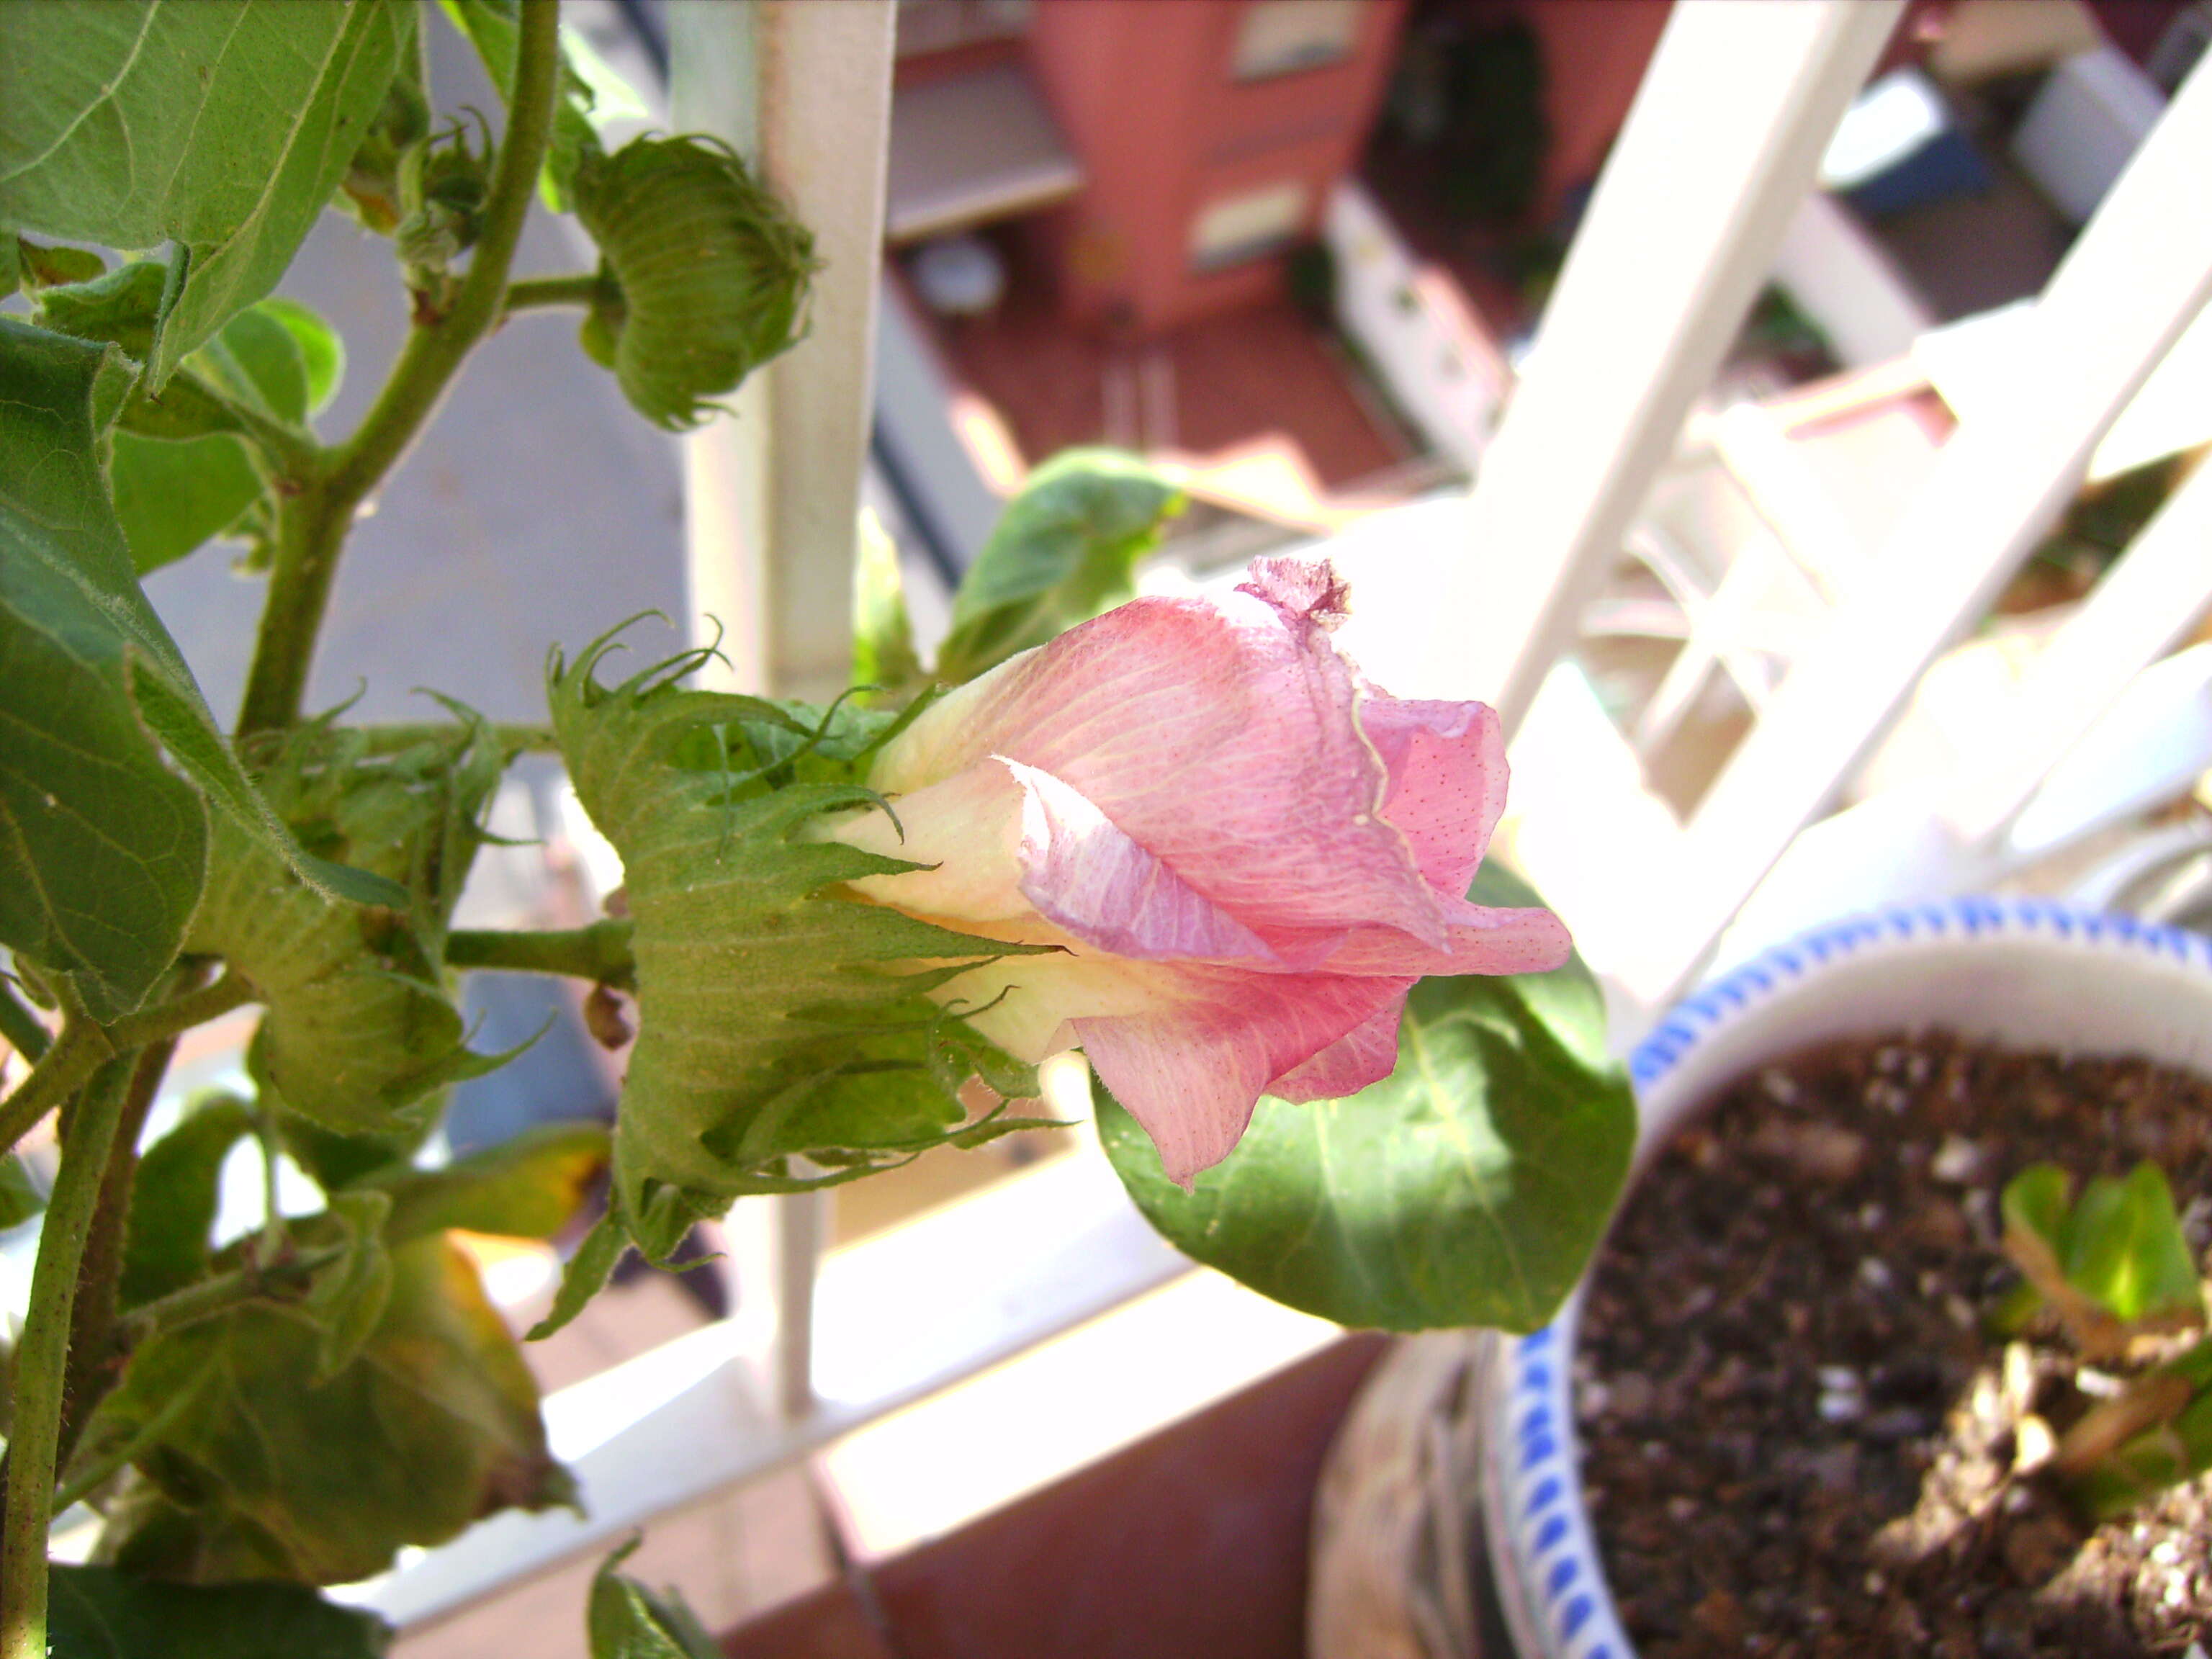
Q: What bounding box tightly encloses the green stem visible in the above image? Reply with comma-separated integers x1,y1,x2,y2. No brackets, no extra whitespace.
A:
55,1028,186,1476
0,1017,102,1159
174,367,325,482
0,980,52,1064
502,271,606,315
114,1242,348,1347
107,973,256,1051
235,0,565,738
446,920,634,986
0,974,256,1158
0,1058,131,1659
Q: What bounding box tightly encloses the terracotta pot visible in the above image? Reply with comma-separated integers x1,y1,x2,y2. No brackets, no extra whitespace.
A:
1478,897,2212,1659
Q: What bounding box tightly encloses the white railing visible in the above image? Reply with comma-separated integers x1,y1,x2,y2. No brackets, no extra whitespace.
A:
1323,179,1511,475
354,0,2212,1626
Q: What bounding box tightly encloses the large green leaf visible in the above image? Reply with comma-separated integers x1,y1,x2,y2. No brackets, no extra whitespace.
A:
0,318,406,968
372,1121,611,1244
188,717,511,1136
109,433,262,577
37,275,330,574
932,450,1187,685
1099,863,1635,1333
0,0,410,386
108,297,341,574
48,1566,390,1658
0,319,208,1011
120,1094,258,1309
91,1236,574,1586
546,628,1051,1297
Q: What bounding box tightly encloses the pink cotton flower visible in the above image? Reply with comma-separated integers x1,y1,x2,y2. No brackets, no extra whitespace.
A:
829,556,1572,1187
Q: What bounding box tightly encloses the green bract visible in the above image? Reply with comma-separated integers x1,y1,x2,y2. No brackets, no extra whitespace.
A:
588,1539,721,1659
572,136,817,432
186,717,511,1136
547,626,1052,1275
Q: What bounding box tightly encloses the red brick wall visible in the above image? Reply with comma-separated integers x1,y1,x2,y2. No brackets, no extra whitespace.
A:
1025,0,1409,336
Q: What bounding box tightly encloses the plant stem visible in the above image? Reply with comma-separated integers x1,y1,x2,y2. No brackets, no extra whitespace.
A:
55,1026,188,1476
0,974,256,1158
0,1057,132,1659
446,920,635,986
0,980,52,1065
502,271,606,315
173,366,325,482
114,1242,348,1346
0,1017,102,1159
235,0,566,738
107,973,257,1051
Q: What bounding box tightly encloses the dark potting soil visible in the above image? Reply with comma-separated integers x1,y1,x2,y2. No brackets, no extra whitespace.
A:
1576,1033,2212,1658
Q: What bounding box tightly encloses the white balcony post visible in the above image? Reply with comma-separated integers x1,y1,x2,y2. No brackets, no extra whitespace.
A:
1399,0,1902,732
1943,456,2212,849
667,0,898,1419
1642,58,2212,1008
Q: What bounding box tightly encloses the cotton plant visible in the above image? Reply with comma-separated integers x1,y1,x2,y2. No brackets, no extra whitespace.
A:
0,2,1633,1653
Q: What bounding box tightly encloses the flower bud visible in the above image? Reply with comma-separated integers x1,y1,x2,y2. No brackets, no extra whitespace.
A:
572,135,817,432
825,558,1573,1187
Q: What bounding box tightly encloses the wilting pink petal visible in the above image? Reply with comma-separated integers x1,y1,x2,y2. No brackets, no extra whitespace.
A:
1007,760,1273,962
827,555,1573,1183
1317,901,1573,979
1266,992,1411,1102
871,577,1448,948
1359,698,1509,900
1071,968,1406,1187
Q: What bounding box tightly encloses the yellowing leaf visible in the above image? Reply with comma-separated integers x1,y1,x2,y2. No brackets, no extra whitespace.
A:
93,1238,573,1587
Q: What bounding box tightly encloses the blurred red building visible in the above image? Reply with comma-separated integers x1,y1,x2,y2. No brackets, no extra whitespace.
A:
891,0,1411,336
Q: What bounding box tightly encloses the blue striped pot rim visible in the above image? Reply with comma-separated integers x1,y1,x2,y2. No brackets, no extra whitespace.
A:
1493,895,2212,1659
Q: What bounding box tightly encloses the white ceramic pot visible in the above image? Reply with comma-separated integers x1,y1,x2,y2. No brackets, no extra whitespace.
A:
1480,896,2212,1659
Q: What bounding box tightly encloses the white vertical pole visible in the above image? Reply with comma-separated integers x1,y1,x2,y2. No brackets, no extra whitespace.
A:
670,0,771,691
1399,0,1903,732
670,0,894,700
666,0,897,1419
1642,60,2212,1007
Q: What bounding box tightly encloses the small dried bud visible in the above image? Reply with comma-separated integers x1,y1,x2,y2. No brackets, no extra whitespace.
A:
583,983,634,1051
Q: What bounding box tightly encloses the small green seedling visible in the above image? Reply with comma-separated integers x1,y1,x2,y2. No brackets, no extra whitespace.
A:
2000,1161,2212,1520
2000,1161,2204,1355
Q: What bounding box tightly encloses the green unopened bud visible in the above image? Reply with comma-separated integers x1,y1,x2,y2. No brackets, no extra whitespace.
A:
572,135,818,432
395,114,496,300
340,67,435,233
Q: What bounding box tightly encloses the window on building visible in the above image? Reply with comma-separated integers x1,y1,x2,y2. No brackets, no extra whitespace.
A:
1231,0,1363,81
1189,180,1310,271
895,0,1033,60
